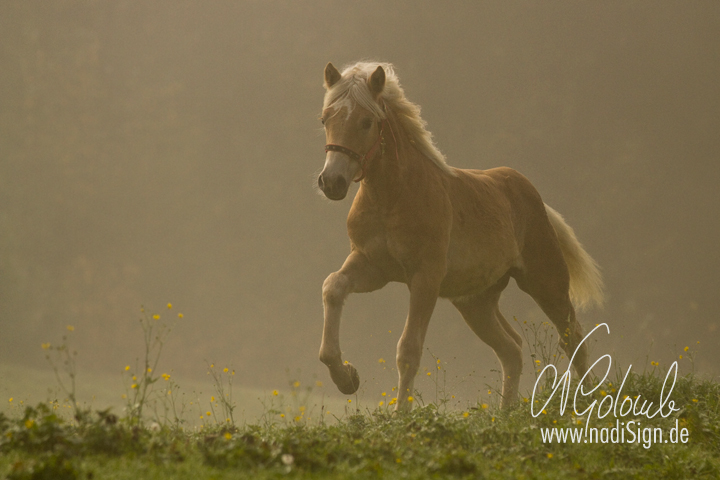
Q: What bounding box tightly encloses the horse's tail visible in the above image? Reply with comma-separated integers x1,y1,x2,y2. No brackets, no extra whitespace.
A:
544,204,605,310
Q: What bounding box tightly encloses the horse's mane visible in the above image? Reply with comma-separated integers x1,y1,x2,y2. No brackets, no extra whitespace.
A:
323,62,454,176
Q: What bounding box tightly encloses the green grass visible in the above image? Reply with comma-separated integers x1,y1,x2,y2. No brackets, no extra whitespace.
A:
3,314,717,479
1,368,718,480
0,361,348,428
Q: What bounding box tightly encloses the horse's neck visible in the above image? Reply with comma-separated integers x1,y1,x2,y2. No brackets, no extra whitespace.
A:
359,109,421,205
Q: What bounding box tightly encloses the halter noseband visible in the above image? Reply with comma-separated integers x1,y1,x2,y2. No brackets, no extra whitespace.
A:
324,120,384,183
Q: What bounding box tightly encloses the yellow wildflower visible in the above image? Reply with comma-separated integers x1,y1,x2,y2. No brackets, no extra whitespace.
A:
463,412,469,418
223,367,229,373
125,365,130,371
178,313,183,319
41,343,51,350
25,419,34,429
66,325,75,331
167,303,172,309
153,315,159,320
272,390,279,396
131,384,137,389
224,432,232,440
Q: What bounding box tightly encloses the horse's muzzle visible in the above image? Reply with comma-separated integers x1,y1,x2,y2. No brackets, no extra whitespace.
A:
318,173,348,200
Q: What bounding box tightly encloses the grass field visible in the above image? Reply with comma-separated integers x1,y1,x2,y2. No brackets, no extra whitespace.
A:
0,362,347,428
1,362,718,479
2,315,718,479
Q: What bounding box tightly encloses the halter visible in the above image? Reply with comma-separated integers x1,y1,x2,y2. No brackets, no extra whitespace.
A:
324,120,385,183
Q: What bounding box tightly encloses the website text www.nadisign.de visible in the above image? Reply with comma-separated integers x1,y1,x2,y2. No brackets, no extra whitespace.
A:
532,324,689,449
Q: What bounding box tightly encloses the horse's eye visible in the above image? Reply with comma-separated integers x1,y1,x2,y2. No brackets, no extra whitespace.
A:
320,117,326,125
361,118,373,130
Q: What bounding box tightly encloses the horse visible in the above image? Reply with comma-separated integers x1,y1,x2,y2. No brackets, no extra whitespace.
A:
316,61,604,411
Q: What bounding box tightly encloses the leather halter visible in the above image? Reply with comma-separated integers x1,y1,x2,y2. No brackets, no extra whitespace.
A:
324,121,384,183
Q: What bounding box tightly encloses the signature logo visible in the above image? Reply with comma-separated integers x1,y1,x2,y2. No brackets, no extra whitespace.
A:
531,323,680,431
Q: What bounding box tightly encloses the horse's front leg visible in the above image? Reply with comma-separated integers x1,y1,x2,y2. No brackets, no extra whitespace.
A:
320,252,387,395
395,269,444,412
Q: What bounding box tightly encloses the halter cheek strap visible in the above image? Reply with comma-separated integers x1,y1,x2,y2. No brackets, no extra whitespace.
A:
325,121,384,182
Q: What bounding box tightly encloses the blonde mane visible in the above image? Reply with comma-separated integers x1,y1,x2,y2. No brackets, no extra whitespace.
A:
323,62,455,176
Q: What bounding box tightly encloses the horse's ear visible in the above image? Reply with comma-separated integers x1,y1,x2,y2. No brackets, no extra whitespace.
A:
368,66,385,98
324,62,342,89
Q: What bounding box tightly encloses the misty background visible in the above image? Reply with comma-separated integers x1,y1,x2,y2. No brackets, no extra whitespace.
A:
1,2,718,405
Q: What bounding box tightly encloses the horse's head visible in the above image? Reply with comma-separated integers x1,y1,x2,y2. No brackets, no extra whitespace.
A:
317,62,386,200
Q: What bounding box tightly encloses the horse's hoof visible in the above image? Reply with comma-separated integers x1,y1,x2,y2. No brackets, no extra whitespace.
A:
332,362,360,395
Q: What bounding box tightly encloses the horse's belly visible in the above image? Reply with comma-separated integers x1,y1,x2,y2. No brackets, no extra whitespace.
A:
439,241,521,299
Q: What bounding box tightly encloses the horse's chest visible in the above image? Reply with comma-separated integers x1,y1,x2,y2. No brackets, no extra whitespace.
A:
347,206,448,281
347,212,396,259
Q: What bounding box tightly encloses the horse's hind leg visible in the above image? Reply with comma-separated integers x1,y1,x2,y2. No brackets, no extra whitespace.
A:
515,258,589,380
320,252,387,395
452,279,523,408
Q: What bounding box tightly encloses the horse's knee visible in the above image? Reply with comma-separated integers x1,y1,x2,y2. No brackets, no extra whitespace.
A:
322,272,349,306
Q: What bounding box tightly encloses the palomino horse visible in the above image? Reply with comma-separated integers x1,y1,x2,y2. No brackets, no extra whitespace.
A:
317,61,603,411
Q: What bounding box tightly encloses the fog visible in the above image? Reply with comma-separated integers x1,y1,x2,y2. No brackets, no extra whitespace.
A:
1,2,718,403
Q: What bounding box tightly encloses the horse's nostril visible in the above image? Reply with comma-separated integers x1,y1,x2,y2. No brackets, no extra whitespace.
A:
318,174,325,190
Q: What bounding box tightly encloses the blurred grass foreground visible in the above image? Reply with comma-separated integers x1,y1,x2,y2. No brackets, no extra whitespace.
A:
1,309,718,479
